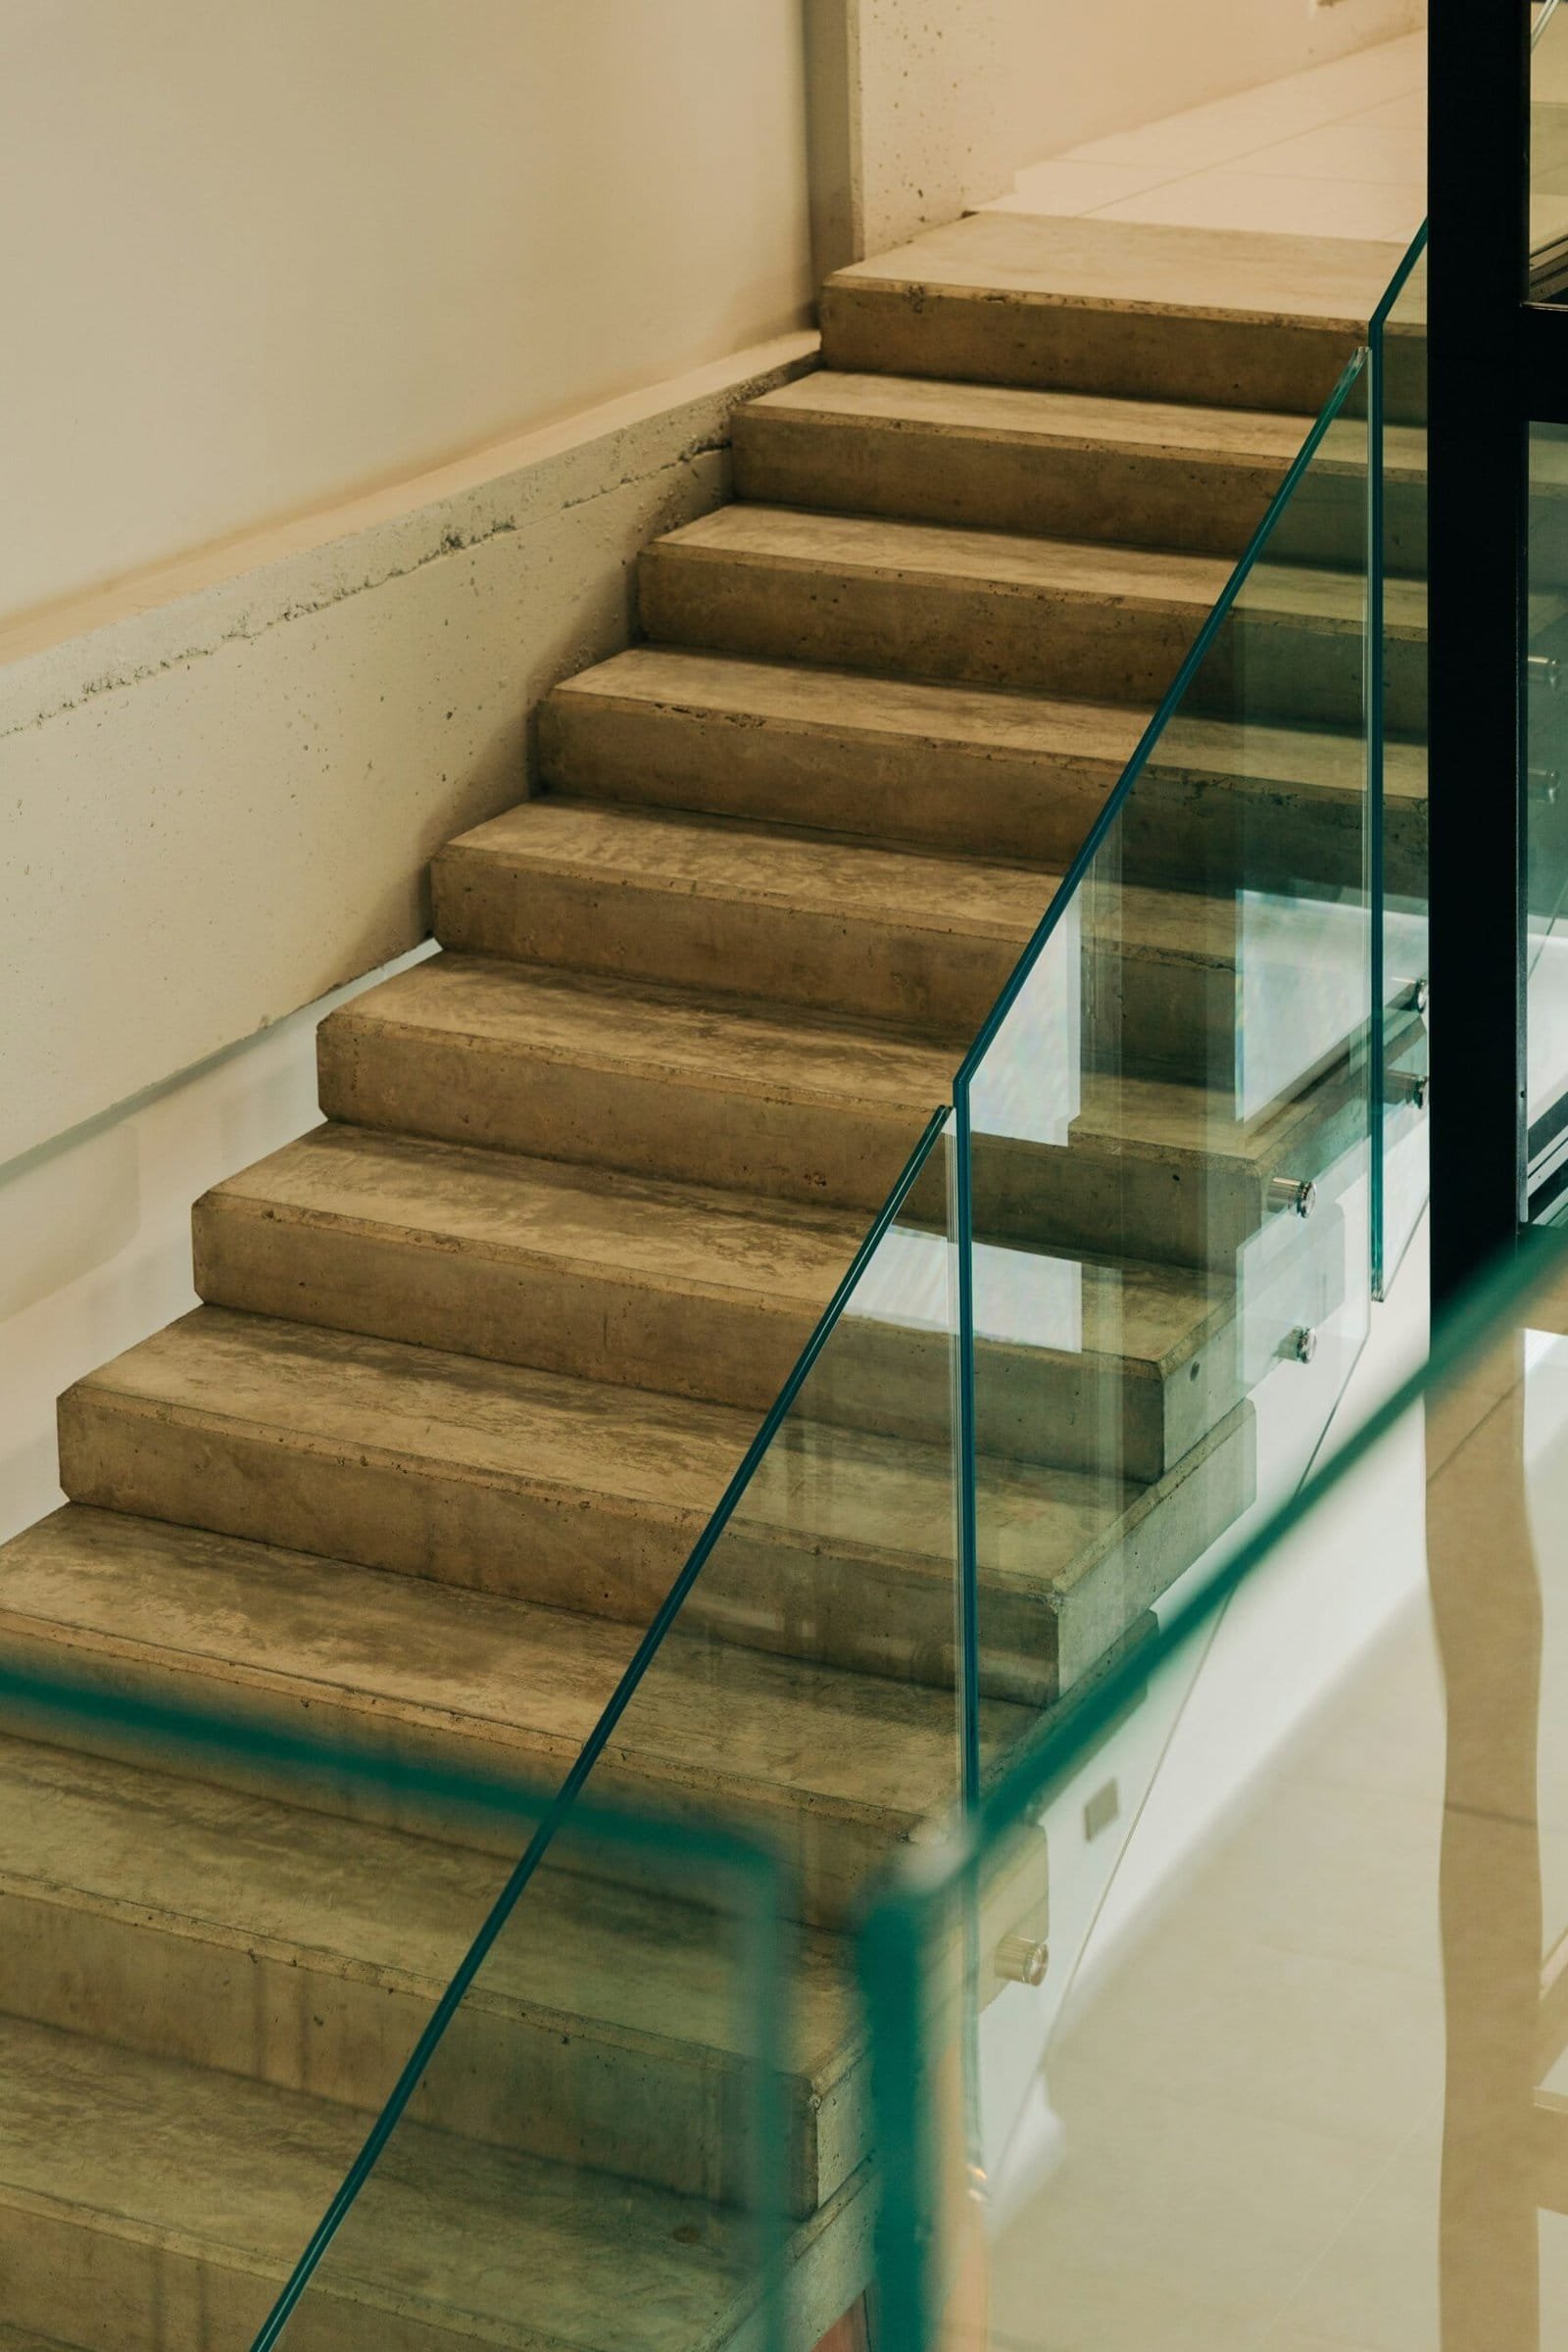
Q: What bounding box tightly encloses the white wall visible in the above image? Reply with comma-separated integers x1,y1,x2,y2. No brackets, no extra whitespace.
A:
1,0,813,624
0,948,434,1548
0,332,815,1171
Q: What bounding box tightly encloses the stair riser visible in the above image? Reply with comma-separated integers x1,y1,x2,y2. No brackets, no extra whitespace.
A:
430,843,1024,1037
705,1402,1256,1709
0,1629,888,1934
640,545,1418,729
56,1389,1062,1711
318,1005,1344,1272
539,685,1125,870
639,539,1202,705
1050,1401,1255,1697
541,691,1419,898
733,410,1280,558
318,1013,931,1213
193,1194,815,1422
0,1886,842,2217
911,1115,1347,1274
819,282,1355,414
1267,472,1425,575
0,2208,462,2352
196,1199,1229,1484
0,2222,273,2352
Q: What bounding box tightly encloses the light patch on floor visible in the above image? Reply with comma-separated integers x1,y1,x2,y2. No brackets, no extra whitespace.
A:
981,32,1425,246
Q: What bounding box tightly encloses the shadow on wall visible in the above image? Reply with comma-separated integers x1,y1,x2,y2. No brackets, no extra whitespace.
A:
0,944,434,1546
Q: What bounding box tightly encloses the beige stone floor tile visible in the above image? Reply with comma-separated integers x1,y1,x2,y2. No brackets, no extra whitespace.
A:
1272,2131,1440,2352
1139,1768,1445,1983
987,2084,1404,2333
1348,90,1428,142
1091,169,1426,245
1057,1931,1445,2158
1242,117,1426,187
1057,36,1425,175
988,159,1182,217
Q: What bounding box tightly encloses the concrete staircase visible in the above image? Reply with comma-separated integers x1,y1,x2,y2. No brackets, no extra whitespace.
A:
0,213,1405,2349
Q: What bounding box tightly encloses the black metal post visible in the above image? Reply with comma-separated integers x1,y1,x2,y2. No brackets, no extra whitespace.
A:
1427,0,1531,1305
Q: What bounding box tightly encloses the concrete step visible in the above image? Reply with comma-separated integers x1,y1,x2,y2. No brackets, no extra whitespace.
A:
539,647,1427,896
316,953,1364,1265
432,799,1343,1091
0,1732,858,2215
317,950,949,1214
432,796,1051,1039
0,1504,987,1927
0,2011,869,2352
734,370,1314,558
54,1306,1250,1705
818,212,1403,411
194,1125,1240,1484
638,505,1427,729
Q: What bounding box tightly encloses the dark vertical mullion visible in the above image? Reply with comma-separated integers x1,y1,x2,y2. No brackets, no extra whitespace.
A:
1427,0,1532,1304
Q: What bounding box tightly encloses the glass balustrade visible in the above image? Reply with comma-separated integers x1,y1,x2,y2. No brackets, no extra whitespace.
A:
861,1226,1568,2352
0,1651,791,2350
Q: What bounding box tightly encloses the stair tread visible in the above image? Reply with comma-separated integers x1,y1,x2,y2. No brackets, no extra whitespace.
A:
441,797,1055,941
208,1124,1233,1373
828,210,1405,331
0,2010,809,2352
327,950,955,1112
328,953,1339,1167
66,1307,1141,1590
548,646,1427,803
442,797,1286,985
1,1504,987,1835
0,1729,853,2086
745,368,1318,457
651,502,1429,635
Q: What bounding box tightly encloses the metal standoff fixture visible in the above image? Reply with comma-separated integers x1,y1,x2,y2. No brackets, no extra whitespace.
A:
1267,1175,1317,1218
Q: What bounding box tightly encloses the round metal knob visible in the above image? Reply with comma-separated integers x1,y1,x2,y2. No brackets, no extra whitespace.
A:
996,1935,1049,1986
1267,1176,1317,1218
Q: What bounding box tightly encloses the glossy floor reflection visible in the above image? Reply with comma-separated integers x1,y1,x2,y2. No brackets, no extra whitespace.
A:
968,1259,1568,2352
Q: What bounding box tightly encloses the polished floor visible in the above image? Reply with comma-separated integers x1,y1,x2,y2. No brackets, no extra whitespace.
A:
984,32,1425,246
957,1246,1568,2351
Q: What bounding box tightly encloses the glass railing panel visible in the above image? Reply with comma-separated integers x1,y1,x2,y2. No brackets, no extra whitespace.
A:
954,357,1375,1791
0,1656,789,2352
263,1795,792,2352
1372,230,1431,1290
1528,421,1568,1222
255,1103,964,2346
863,1228,1568,2352
1534,0,1568,290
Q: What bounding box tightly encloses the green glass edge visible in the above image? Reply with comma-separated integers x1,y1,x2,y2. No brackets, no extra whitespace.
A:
0,1648,792,2352
858,1223,1568,2351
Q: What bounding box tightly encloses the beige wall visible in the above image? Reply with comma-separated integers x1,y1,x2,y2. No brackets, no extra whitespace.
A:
1,0,813,624
0,333,814,1170
815,0,1426,263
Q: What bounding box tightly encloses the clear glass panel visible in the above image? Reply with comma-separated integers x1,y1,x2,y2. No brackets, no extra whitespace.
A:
269,1797,792,2352
863,1228,1568,2352
1534,0,1568,289
0,1657,788,2352
263,1105,963,2345
1373,233,1431,1288
1529,422,1568,1223
956,357,1374,1786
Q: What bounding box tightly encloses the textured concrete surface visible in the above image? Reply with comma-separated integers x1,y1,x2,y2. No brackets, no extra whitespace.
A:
822,211,1405,410
0,207,1418,2344
0,1732,857,2214
736,371,1314,555
1,332,816,1166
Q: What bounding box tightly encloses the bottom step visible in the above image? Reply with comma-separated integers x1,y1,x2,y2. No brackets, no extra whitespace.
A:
0,2015,870,2352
